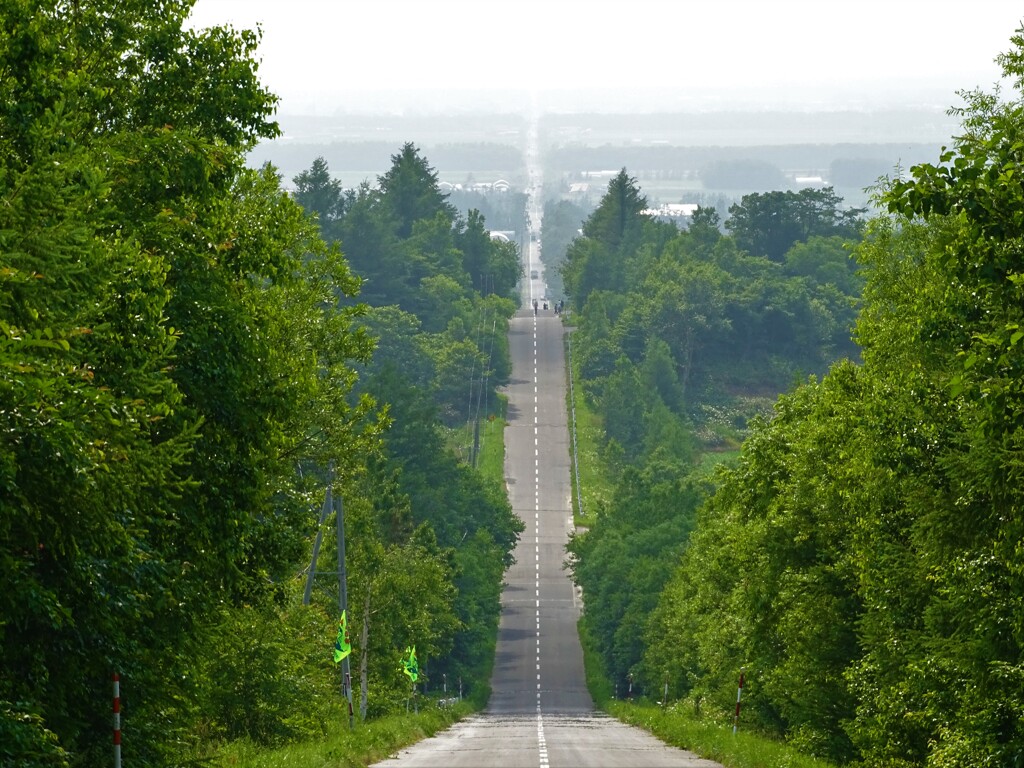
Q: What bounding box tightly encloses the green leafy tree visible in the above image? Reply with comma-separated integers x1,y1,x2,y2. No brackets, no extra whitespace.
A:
641,33,1024,767
844,42,1024,760
541,198,589,300
686,205,723,257
725,188,864,262
0,2,375,762
783,234,860,294
455,208,521,297
293,156,346,239
562,169,663,306
568,467,704,691
378,142,457,239
335,181,402,306
644,366,867,762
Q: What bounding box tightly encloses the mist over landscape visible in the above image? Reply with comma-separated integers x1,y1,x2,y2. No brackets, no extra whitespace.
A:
253,85,965,218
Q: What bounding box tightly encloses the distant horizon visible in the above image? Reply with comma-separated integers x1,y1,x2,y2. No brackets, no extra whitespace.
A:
271,78,1001,118
189,0,1022,120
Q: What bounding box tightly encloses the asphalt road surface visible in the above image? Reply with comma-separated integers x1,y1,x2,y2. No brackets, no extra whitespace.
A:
371,312,722,767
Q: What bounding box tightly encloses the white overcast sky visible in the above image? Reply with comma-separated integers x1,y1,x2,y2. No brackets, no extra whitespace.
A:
186,0,1023,112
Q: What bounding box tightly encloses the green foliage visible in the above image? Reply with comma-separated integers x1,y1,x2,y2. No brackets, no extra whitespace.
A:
609,702,838,768
562,169,677,307
293,156,346,238
725,188,864,262
195,594,339,746
580,614,836,768
0,704,69,768
0,2,375,763
568,466,705,690
700,158,787,190
541,198,589,300
644,366,868,763
566,339,617,521
562,169,867,750
448,187,529,235
290,146,522,717
208,703,473,768
632,32,1024,768
378,142,458,239
456,208,521,297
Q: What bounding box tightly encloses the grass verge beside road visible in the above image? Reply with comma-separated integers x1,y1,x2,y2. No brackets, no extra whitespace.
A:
579,619,834,768
211,703,474,767
607,704,835,768
475,394,507,487
565,332,615,528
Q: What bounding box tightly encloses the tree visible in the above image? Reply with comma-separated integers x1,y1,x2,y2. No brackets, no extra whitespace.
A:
638,256,731,403
0,2,376,761
725,188,864,262
845,41,1024,760
293,156,345,238
581,169,649,249
568,466,704,692
541,198,589,300
562,169,655,306
686,205,723,257
454,209,521,298
335,181,402,306
643,365,867,762
700,158,786,190
783,235,860,294
377,142,456,239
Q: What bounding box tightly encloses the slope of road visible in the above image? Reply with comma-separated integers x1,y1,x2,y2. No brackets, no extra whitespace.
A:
371,311,722,767
371,108,722,768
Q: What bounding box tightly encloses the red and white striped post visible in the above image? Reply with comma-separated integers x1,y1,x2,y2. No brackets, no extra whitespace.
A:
732,667,745,735
113,673,122,767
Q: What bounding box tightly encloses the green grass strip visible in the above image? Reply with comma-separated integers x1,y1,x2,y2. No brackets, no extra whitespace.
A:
579,618,832,768
607,702,836,768
211,703,473,767
564,334,615,527
475,394,507,487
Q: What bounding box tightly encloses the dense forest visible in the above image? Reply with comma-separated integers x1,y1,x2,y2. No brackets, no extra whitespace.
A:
567,34,1024,767
0,3,520,764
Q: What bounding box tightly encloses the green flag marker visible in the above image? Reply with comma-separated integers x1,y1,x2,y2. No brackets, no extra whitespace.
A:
333,610,351,664
401,645,418,682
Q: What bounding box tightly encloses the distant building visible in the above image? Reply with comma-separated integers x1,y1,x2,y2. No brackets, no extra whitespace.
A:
794,175,826,187
467,179,512,193
642,203,699,220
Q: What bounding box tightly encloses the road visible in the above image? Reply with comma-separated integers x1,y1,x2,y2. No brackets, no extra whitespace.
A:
371,110,721,768
372,307,721,767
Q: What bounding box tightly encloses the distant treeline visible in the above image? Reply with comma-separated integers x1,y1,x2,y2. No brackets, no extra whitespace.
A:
549,143,943,188
249,140,524,183
538,109,959,144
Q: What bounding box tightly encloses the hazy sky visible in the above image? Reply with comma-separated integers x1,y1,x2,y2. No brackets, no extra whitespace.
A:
186,0,1023,113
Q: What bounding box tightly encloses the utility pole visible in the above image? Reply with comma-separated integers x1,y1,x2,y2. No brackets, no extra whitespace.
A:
302,476,333,606
336,487,354,730
301,464,354,728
